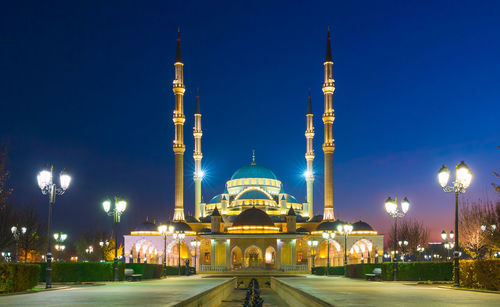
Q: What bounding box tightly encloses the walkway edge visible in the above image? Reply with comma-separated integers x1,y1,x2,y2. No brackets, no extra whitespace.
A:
168,278,236,307
271,277,334,307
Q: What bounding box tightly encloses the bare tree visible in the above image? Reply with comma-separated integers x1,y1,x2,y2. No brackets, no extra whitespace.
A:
387,218,429,255
0,145,16,254
17,206,46,262
459,199,497,258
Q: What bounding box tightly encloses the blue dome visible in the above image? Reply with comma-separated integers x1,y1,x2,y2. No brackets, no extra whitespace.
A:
231,164,277,180
287,195,300,204
209,195,221,204
237,190,271,200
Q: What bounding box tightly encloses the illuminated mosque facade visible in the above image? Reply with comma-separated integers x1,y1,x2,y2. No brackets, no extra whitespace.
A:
123,30,383,272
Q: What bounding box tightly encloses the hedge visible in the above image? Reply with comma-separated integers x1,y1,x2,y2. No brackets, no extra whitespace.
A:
460,259,500,291
125,263,163,279
0,263,41,293
37,262,125,282
312,266,345,275
163,265,196,276
345,262,452,281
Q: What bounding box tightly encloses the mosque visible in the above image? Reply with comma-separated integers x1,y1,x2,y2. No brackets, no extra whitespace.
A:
123,30,383,273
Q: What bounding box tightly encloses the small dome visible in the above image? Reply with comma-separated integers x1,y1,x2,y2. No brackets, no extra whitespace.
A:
232,207,274,227
171,221,192,232
315,220,346,231
135,220,157,231
209,195,222,204
231,164,277,180
287,195,300,204
352,220,374,231
237,190,271,200
296,227,308,233
185,215,199,223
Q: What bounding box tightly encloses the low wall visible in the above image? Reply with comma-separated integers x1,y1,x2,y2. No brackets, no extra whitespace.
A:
168,278,236,307
271,277,333,307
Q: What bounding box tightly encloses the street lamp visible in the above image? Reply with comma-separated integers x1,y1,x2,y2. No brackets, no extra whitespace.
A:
416,245,425,261
438,161,472,286
172,231,185,276
53,232,67,262
11,226,27,262
337,224,353,267
398,240,408,262
384,196,410,281
441,230,454,261
307,239,318,270
190,239,200,273
37,165,71,289
321,231,335,276
103,197,127,281
158,224,174,277
481,224,496,258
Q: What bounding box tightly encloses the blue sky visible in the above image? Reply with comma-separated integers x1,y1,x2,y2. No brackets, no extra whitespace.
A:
1,0,499,241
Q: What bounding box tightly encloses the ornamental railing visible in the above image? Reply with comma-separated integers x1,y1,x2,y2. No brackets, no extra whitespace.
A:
199,265,228,272
281,264,308,272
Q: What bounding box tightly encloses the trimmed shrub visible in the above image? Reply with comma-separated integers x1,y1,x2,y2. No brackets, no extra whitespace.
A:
460,259,500,291
345,262,452,281
37,262,125,282
311,266,344,275
0,263,41,293
125,263,163,279
163,265,195,276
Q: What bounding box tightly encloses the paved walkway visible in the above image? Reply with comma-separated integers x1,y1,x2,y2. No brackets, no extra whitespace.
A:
0,276,229,306
277,275,500,307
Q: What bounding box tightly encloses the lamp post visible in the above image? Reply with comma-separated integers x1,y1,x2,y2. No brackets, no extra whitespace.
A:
190,239,200,273
438,161,472,287
173,231,185,276
37,165,71,289
103,197,127,281
384,196,410,281
441,230,454,261
481,224,497,258
99,240,109,261
307,239,318,271
416,246,425,262
337,224,353,267
322,231,335,276
11,226,27,262
398,240,408,262
53,232,67,262
158,224,174,277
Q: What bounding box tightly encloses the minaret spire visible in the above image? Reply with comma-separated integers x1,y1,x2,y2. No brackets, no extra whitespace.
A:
193,88,203,220
305,89,315,219
175,27,182,63
172,29,186,221
251,149,256,165
322,28,336,221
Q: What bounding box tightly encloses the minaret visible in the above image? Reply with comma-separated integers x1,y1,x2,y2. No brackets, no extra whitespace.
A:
305,89,315,219
172,29,186,221
193,89,203,220
322,28,335,221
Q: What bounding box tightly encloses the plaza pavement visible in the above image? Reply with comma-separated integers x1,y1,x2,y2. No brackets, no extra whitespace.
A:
277,275,500,307
0,276,229,307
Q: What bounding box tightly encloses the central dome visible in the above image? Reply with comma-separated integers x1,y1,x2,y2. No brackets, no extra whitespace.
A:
231,163,277,180
232,207,275,227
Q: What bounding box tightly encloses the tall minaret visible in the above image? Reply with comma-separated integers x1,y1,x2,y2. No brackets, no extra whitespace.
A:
305,89,315,219
172,29,186,221
322,28,335,221
193,89,203,220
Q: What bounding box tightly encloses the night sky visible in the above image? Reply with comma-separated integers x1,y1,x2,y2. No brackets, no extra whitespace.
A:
1,1,499,242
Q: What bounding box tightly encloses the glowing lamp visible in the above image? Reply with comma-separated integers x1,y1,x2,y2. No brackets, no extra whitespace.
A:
384,197,396,214
117,200,127,213
59,168,71,190
441,230,447,241
438,165,450,188
401,197,410,214
103,200,111,213
37,166,52,190
456,161,472,188
11,226,17,234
